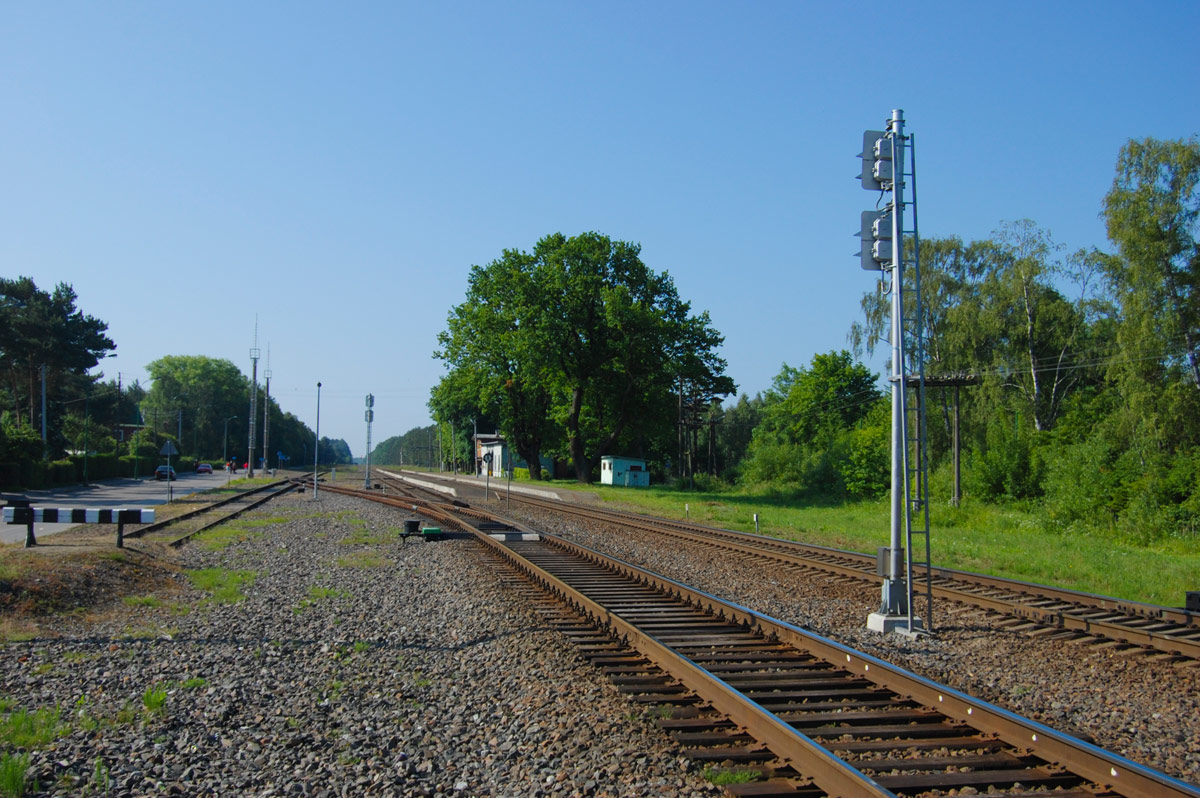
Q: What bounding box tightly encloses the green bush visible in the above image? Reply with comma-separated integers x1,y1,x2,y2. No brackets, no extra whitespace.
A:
47,459,77,484
741,437,846,497
843,407,889,499
966,422,1045,501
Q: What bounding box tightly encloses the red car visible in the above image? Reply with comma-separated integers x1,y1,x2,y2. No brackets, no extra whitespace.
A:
196,463,214,474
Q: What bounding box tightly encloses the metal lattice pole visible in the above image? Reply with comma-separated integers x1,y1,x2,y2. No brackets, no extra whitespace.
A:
363,394,374,489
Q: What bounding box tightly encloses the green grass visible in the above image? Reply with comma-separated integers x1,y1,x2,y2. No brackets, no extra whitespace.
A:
0,753,32,798
178,677,207,690
0,704,65,749
339,529,388,545
114,701,137,726
293,585,350,613
141,685,167,715
239,516,290,527
551,484,1199,606
702,766,762,785
194,523,263,551
336,552,390,568
89,758,110,796
186,568,257,603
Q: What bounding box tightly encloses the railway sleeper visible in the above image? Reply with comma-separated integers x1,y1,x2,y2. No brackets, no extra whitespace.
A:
681,745,775,764
472,514,1198,798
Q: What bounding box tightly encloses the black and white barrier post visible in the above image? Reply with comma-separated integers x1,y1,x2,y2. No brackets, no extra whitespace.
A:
3,506,156,548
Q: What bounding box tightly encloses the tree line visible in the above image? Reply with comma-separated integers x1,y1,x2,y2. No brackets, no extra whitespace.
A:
0,282,351,487
700,135,1198,542
413,136,1199,542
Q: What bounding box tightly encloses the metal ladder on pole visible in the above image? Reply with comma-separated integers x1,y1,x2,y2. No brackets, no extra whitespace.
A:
899,132,933,635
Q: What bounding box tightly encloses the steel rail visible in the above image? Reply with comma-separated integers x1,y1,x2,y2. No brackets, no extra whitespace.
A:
453,517,895,795
325,479,1200,797
165,480,303,548
497,491,1200,658
125,478,298,540
391,471,1194,627
513,531,1200,798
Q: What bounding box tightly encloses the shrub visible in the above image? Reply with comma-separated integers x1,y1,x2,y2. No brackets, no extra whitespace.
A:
844,415,889,499
966,422,1045,501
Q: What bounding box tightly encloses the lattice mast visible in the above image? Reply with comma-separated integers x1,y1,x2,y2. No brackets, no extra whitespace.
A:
857,109,932,636
363,394,374,489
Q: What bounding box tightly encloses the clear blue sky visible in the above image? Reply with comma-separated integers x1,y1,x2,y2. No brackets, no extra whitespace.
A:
3,2,1198,453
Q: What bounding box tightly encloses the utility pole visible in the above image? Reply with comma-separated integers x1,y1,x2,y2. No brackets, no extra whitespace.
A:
248,320,260,478
313,382,322,500
40,363,47,459
262,350,272,473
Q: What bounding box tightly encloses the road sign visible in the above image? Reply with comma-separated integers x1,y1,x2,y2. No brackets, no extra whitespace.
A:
160,441,179,457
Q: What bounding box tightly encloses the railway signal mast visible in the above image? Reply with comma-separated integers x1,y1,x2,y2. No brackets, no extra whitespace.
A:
363,394,374,489
857,109,933,637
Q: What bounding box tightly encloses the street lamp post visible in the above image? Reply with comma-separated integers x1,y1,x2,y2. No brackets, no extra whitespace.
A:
223,415,237,484
313,382,321,500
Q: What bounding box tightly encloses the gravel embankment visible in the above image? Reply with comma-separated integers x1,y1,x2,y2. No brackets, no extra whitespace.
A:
3,492,723,797
490,498,1200,785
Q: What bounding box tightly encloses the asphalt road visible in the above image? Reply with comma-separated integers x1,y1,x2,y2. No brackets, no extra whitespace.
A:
2,469,234,544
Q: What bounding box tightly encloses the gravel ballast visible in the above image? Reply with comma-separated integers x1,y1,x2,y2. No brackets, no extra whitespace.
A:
494,497,1200,785
2,492,723,797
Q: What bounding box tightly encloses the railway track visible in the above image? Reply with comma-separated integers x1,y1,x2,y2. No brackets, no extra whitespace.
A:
382,471,1200,662
313,479,1200,798
125,477,303,547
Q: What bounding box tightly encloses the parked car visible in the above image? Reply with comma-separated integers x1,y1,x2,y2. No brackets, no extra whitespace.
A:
196,463,213,474
154,466,177,481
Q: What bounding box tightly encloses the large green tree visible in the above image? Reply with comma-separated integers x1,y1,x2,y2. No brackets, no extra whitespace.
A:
142,356,248,457
435,232,734,482
434,247,558,478
140,356,316,467
0,278,115,443
1103,136,1200,392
